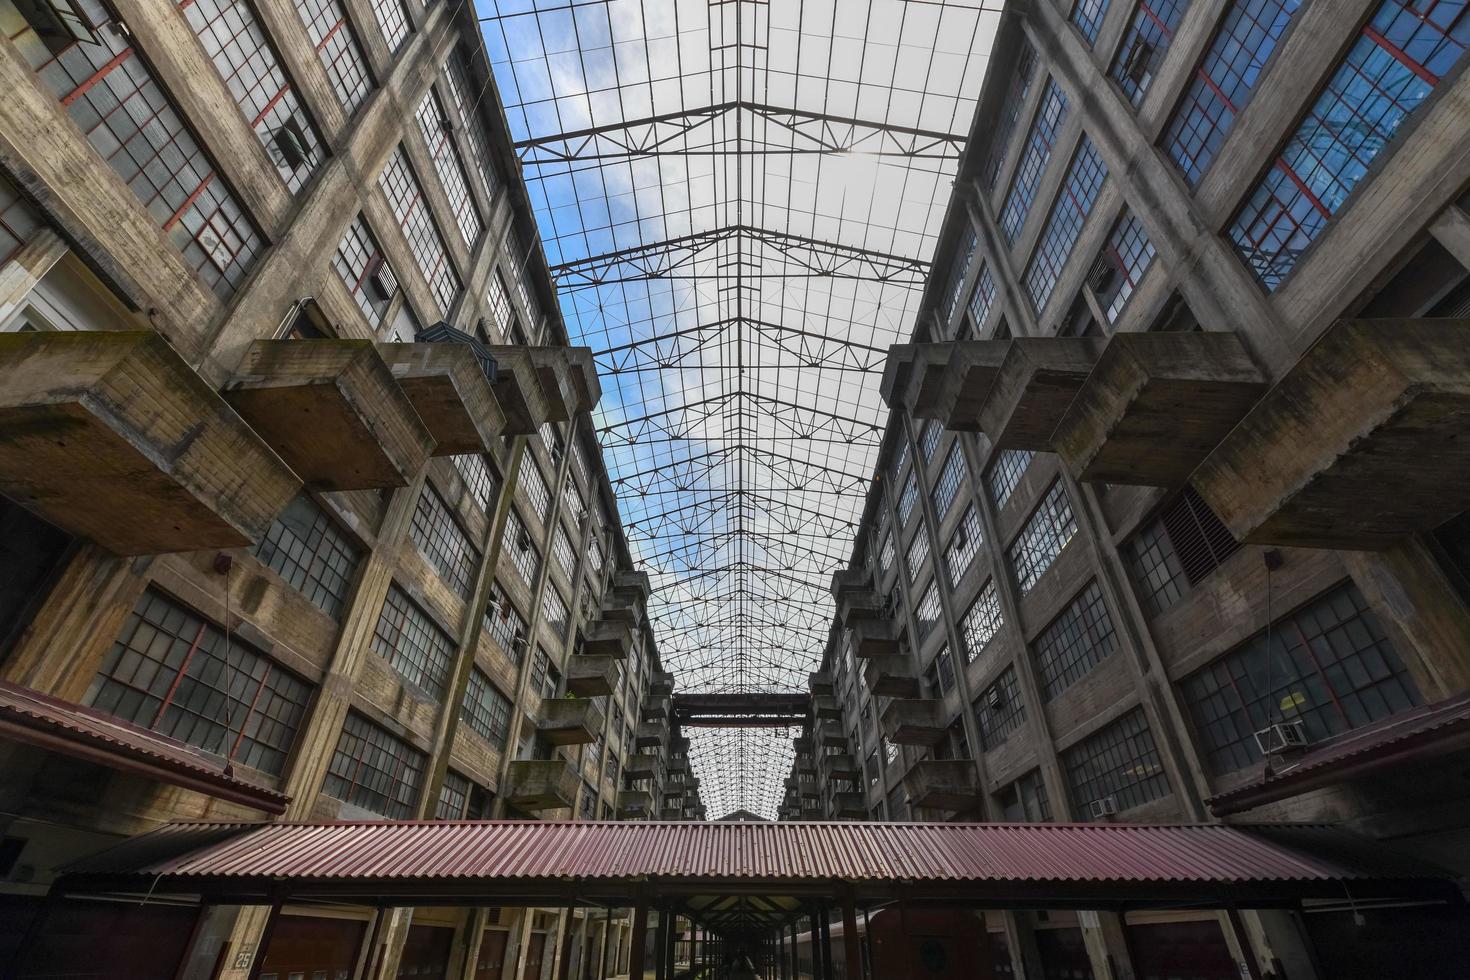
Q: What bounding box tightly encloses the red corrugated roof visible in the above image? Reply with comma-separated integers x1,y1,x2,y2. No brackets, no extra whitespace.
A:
0,680,289,815
1208,692,1470,816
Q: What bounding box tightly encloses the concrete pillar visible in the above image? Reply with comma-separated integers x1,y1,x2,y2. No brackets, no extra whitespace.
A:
1246,909,1324,980
841,900,861,980
1001,912,1043,980
629,902,649,980
1078,911,1136,980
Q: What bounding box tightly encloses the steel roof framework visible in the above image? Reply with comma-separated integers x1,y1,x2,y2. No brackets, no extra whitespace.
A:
476,0,1000,818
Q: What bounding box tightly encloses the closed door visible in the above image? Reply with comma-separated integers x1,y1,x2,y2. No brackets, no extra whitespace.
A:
259,915,367,980
1127,920,1237,980
521,932,547,980
476,929,510,980
398,925,455,980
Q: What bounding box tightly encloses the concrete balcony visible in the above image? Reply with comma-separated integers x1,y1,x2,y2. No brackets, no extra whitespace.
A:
484,345,600,432
600,588,645,626
880,698,947,746
814,695,843,721
624,752,659,780
660,804,684,820
505,759,578,811
799,803,823,819
880,340,1009,431
225,339,434,489
798,781,820,801
862,655,921,698
831,792,866,819
832,568,885,623
1194,319,1470,549
670,735,691,754
537,698,606,746
687,804,707,820
978,338,1105,450
649,670,675,696
808,670,834,696
641,696,671,721
663,781,686,800
0,331,298,554
816,720,847,749
823,752,861,781
378,339,505,455
617,790,652,818
795,754,816,775
903,760,981,812
849,618,902,658
565,656,620,697
614,569,652,600
880,342,954,417
1053,332,1267,488
634,721,665,750
583,619,634,658
793,734,814,754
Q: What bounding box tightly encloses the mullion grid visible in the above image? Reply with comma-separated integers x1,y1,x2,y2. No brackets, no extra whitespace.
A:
502,509,540,586
1023,137,1109,313
11,6,261,297
1031,580,1118,701
179,0,323,193
324,711,426,818
379,147,460,314
1123,517,1189,618
552,525,578,582
997,767,1052,821
462,667,513,750
986,450,1034,509
415,87,482,247
485,583,527,664
941,226,978,322
905,529,931,584
931,445,967,520
983,40,1038,189
0,173,43,265
1109,0,1188,106
945,506,984,586
370,0,411,53
293,0,371,114
452,453,498,513
409,485,480,600
1070,0,1112,44
897,472,920,525
967,261,998,334
915,580,942,641
1060,707,1169,819
974,665,1025,750
445,52,499,203
437,769,470,818
517,457,552,523
371,585,456,700
999,79,1071,244
543,584,569,640
332,213,393,327
251,494,362,619
960,579,1004,662
1007,481,1078,595
1102,210,1157,322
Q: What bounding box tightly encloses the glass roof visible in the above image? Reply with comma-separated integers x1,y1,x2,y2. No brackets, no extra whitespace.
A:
477,0,1000,819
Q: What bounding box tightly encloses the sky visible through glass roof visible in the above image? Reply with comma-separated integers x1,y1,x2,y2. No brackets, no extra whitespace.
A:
477,0,999,819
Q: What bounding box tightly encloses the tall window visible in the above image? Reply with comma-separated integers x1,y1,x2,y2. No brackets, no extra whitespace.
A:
587,536,605,579
1160,0,1302,184
945,506,984,585
1099,210,1157,323
968,262,998,332
293,0,371,114
372,585,456,699
919,420,943,461
518,459,551,523
986,450,1033,509
8,4,262,297
999,80,1070,244
905,531,931,584
996,768,1051,821
543,585,569,640
941,226,978,323
878,533,896,575
892,436,911,480
897,472,920,525
1180,583,1420,775
461,667,512,749
1071,0,1111,44
975,666,1025,749
983,41,1038,189
486,269,517,340
409,486,480,600
1007,481,1078,594
180,0,324,193
486,584,527,664
436,769,470,819
1123,486,1241,618
333,214,394,327
416,88,481,246
1024,137,1108,313
1110,0,1188,106
86,589,311,775
453,453,498,513
252,494,362,619
324,711,425,818
915,581,943,640
0,173,42,266
931,447,967,520
552,525,577,582
445,53,499,202
371,0,411,53
379,147,460,313
1061,708,1169,819
503,510,539,585
1229,1,1469,290
1032,581,1118,700
960,580,1003,661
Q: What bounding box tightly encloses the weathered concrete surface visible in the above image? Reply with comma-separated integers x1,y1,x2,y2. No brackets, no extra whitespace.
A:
880,698,949,745
903,759,982,811
537,697,607,746
504,759,579,810
979,337,1106,450
937,340,1011,430
379,342,506,455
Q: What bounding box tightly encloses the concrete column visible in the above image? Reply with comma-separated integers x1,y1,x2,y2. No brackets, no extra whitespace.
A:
1078,911,1136,980
1245,910,1323,980
629,901,649,980
1001,912,1043,980
841,900,861,980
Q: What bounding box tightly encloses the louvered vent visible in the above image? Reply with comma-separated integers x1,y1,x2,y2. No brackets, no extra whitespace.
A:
1161,486,1242,586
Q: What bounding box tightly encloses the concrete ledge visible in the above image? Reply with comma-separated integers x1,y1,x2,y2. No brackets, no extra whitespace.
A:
378,341,505,455
504,759,579,810
903,759,981,811
979,338,1105,450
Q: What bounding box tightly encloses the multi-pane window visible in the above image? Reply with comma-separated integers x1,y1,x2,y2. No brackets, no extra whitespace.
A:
1230,1,1469,290
410,486,480,600
1007,482,1078,595
531,646,558,699
975,667,1025,750
252,494,362,619
1032,581,1117,700
563,475,587,527
293,0,371,115
415,88,481,247
919,420,943,461
587,536,605,579
503,510,539,585
372,586,456,700
486,270,517,340
507,244,539,328
1110,0,1188,106
9,4,262,298
1180,583,1421,775
1100,210,1156,323
1061,708,1170,819
885,784,908,821
85,589,310,775
552,525,577,582
181,0,324,193
1071,0,1111,44
1123,486,1241,618
941,226,978,323
997,768,1052,821
0,173,42,266
929,646,956,695
905,531,931,583
324,711,426,819
892,437,911,480
518,460,551,523
578,779,597,819
1024,138,1108,313
370,0,411,52
486,586,527,663
1161,0,1302,184
543,586,569,640
983,41,1037,189
453,453,497,513
379,147,460,314
897,473,920,525
332,214,394,327
437,770,470,819
445,53,499,203
878,534,896,575
931,447,966,520
987,450,1033,509
461,667,512,749
915,581,942,640
999,80,1070,244
968,262,998,332
960,580,1004,662
945,507,984,586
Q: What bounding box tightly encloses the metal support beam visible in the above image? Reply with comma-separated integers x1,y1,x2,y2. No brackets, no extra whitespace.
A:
629,900,649,980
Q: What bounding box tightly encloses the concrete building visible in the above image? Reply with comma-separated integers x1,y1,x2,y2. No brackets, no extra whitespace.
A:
783,0,1470,977
0,0,700,976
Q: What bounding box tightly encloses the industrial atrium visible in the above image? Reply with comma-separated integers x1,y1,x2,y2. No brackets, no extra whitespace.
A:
0,0,1468,978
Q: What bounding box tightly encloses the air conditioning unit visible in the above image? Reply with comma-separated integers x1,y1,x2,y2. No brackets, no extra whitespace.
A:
365,255,398,302
1089,796,1117,820
1254,721,1309,755
986,687,1004,710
